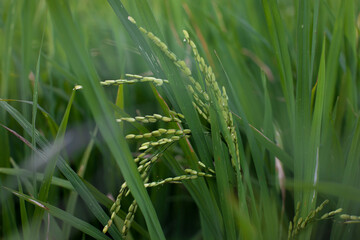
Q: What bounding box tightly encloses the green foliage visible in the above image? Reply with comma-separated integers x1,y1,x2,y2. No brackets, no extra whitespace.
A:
0,0,359,239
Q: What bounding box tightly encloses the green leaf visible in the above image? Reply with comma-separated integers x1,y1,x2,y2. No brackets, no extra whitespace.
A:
262,0,295,125
209,106,236,239
31,86,78,234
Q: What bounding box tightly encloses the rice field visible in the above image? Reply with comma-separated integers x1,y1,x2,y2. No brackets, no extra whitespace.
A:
0,0,359,239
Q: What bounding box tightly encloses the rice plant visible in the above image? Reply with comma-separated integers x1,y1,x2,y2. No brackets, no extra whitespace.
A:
0,0,359,239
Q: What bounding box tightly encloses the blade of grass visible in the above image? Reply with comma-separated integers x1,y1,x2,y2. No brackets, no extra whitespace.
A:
262,0,295,127
31,85,79,235
16,176,30,240
261,70,276,174
308,38,326,201
309,0,321,81
322,3,345,120
31,27,45,167
209,106,236,240
19,0,35,158
30,26,45,205
294,4,313,237
300,38,326,239
0,167,73,190
294,0,311,189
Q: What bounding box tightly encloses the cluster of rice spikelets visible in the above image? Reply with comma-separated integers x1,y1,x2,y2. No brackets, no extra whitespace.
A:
101,65,214,238
339,213,360,223
182,30,240,169
127,16,240,170
287,200,343,240
102,108,214,237
101,74,168,86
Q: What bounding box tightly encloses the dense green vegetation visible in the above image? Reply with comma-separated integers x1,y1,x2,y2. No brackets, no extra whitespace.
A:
0,0,359,239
